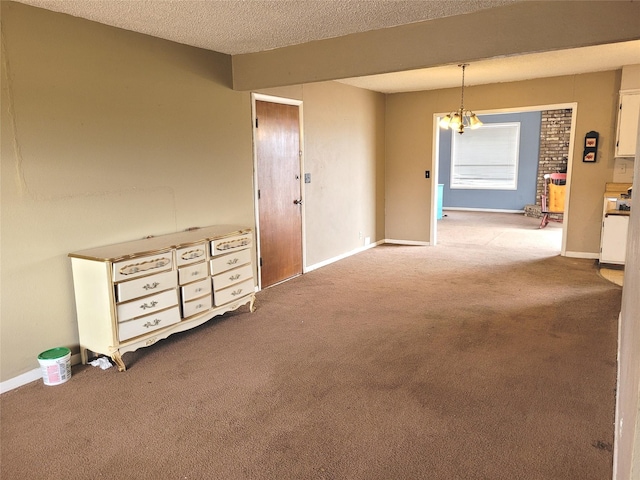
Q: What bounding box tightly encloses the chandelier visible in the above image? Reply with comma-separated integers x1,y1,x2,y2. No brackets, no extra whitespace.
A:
439,64,483,134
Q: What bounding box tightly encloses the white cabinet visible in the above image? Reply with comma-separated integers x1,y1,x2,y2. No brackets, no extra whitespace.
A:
69,226,255,371
615,90,640,158
601,214,629,265
600,196,630,265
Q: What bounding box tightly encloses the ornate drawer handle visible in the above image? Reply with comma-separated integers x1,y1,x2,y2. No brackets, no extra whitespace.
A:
143,282,160,290
196,303,204,309
145,337,158,346
140,301,159,310
181,249,204,261
229,274,241,281
217,238,249,252
191,271,201,276
231,288,243,297
227,258,239,265
195,287,203,293
119,257,170,276
143,319,161,328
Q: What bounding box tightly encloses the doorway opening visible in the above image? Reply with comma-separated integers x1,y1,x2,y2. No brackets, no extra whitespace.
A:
432,104,577,255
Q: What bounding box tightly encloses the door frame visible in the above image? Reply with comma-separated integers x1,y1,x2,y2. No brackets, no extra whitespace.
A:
431,102,578,257
251,93,306,291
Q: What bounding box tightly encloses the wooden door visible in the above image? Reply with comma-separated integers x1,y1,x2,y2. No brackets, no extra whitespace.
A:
255,100,303,288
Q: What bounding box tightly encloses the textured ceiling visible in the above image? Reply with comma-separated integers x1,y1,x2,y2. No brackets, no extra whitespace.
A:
14,0,640,92
16,0,518,55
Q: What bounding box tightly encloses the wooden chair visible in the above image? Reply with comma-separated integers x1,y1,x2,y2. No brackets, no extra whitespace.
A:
540,173,566,228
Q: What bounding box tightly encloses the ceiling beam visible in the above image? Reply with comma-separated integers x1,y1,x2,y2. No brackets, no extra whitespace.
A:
232,1,640,91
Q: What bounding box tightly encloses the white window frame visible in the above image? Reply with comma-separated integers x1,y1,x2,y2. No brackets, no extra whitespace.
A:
450,122,521,190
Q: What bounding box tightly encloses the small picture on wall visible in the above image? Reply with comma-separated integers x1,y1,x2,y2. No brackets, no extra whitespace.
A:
582,130,599,162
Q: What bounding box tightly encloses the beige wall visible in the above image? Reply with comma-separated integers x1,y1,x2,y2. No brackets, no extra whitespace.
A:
0,2,253,380
1,3,386,381
301,82,385,265
385,72,621,253
254,83,386,266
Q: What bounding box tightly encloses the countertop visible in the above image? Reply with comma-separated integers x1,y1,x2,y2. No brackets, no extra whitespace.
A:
604,182,632,197
605,209,631,217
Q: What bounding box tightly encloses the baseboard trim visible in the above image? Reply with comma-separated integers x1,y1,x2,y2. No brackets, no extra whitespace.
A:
384,239,430,246
444,207,525,214
1,353,82,394
304,240,384,273
564,251,599,260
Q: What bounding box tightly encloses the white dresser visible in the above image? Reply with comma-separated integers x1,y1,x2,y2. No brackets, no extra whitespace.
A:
69,226,255,371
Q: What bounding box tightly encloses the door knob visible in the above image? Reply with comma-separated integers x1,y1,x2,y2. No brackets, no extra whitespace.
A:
294,199,303,205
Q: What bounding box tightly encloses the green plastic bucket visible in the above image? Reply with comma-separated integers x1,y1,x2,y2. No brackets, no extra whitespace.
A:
37,347,71,386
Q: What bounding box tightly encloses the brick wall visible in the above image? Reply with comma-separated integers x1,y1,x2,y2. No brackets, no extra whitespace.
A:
536,109,571,205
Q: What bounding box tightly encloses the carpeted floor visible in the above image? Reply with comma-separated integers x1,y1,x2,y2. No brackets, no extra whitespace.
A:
0,212,622,479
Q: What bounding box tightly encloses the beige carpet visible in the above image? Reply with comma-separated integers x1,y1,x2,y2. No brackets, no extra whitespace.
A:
1,212,622,479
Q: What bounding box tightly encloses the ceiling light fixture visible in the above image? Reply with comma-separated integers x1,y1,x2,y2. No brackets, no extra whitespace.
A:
439,64,483,134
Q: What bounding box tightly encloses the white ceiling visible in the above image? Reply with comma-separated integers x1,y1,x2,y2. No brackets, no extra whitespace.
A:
339,40,640,93
15,0,640,93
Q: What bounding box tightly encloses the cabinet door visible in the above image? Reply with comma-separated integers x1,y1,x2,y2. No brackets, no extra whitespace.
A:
616,91,640,157
601,215,629,265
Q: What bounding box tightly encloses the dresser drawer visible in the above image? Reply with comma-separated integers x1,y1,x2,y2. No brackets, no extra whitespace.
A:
178,262,209,285
118,306,181,342
212,264,253,291
175,243,207,267
113,252,173,282
182,294,213,318
115,270,178,303
214,278,254,306
181,278,212,302
210,248,251,275
211,233,252,256
116,289,179,322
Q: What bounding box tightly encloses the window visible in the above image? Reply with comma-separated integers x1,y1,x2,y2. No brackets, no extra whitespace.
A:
450,122,520,190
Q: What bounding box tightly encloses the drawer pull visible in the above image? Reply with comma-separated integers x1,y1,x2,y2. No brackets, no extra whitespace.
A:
143,319,161,328
143,282,160,291
145,337,158,346
191,271,201,276
119,257,170,276
140,301,159,310
216,238,249,252
231,288,243,297
181,249,204,261
196,303,204,309
229,274,241,281
227,258,239,266
195,287,203,293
